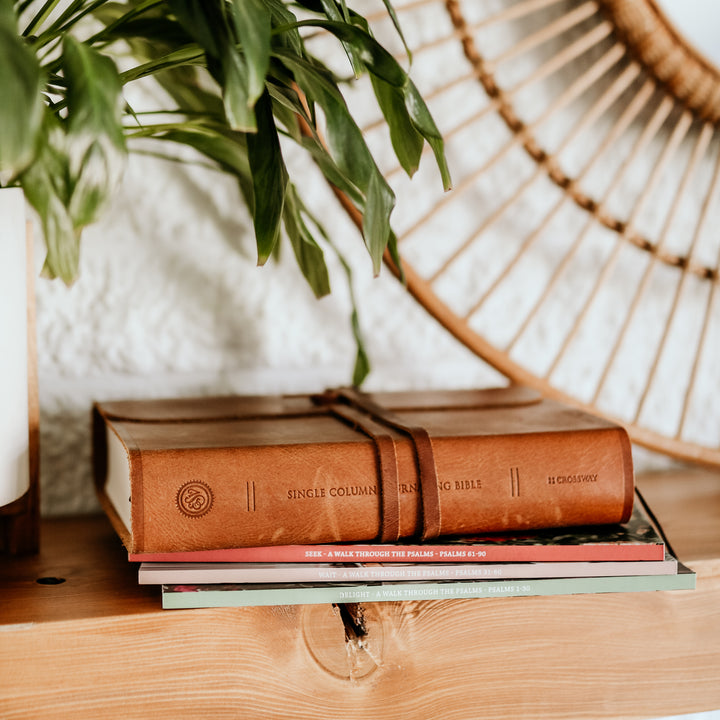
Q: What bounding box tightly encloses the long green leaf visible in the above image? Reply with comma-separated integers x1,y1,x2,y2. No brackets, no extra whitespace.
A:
62,35,127,228
63,36,126,145
167,0,221,57
267,83,304,141
218,46,256,131
322,226,371,386
373,0,411,63
299,134,364,208
286,180,371,383
228,0,271,108
384,228,404,284
278,49,394,274
21,34,127,284
286,19,406,87
20,115,78,283
279,52,373,182
314,16,451,190
283,184,331,298
168,0,258,131
403,78,452,190
262,0,302,54
93,4,224,121
119,45,205,85
349,304,371,386
279,17,451,192
247,91,288,264
363,166,394,271
316,0,363,77
0,2,44,177
371,74,422,178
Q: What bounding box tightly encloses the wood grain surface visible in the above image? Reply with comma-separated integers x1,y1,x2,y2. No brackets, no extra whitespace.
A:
1,467,719,719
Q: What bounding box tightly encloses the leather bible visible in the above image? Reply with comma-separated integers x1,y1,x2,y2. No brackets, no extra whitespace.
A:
92,385,635,554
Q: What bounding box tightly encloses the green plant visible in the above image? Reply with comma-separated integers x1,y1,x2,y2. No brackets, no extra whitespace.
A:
0,0,450,382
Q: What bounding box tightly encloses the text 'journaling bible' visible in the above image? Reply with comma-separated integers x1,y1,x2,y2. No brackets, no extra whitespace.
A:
92,386,635,554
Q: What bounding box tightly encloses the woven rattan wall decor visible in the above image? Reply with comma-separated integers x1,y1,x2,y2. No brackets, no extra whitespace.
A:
310,0,720,466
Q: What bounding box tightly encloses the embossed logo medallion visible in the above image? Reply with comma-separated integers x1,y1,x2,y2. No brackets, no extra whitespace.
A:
176,481,214,518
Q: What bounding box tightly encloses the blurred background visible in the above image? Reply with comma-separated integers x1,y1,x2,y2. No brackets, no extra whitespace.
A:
33,0,719,525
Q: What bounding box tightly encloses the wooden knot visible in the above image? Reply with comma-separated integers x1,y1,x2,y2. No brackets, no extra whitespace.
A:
302,604,384,681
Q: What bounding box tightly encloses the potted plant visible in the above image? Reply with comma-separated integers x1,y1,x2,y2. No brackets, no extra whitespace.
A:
0,0,451,384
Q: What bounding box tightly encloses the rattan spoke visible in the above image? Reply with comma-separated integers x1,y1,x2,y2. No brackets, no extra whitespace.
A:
429,42,627,288
488,1,600,71
506,80,664,353
678,144,720,437
591,109,695,404
633,122,715,424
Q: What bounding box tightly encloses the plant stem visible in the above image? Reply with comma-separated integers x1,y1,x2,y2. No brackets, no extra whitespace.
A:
37,0,109,46
119,46,206,84
22,0,63,37
82,0,164,47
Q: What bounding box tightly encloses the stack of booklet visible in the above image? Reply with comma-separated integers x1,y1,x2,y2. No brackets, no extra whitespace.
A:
91,387,696,609
132,491,694,610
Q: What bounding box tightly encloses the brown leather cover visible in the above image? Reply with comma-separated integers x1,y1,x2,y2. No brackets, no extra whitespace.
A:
92,385,635,553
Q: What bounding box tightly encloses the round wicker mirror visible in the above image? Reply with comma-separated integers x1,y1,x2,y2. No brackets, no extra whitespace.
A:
315,0,720,466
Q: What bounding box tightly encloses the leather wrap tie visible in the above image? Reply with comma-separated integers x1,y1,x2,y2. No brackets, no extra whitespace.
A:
313,387,442,543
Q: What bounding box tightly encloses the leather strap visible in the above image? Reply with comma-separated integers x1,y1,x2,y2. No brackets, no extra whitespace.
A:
320,402,402,543
314,388,442,541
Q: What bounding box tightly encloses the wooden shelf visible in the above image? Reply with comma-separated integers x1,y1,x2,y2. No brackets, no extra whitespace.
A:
2,467,720,719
